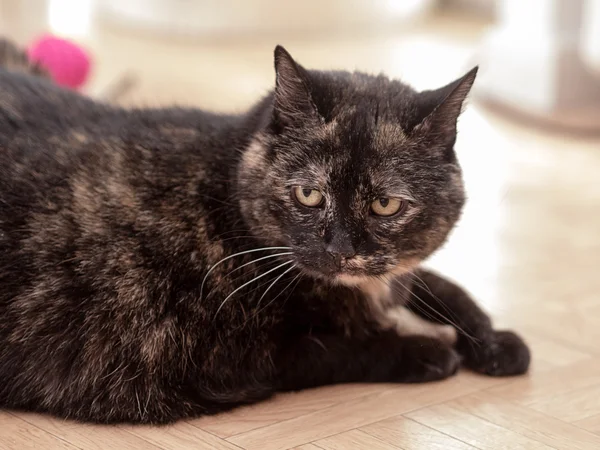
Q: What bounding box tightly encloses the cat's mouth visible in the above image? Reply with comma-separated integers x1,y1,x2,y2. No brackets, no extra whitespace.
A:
296,256,419,287
294,255,378,283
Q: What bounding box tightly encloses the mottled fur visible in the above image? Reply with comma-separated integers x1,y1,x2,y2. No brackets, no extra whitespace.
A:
0,41,529,424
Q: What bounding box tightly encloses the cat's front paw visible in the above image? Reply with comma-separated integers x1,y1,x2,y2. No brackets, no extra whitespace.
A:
465,330,530,376
397,337,461,383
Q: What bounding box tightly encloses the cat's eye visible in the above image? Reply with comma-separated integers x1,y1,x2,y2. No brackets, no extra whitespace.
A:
292,187,324,207
371,198,406,217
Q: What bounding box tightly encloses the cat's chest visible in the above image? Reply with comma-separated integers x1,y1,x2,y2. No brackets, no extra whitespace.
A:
356,276,456,344
356,277,406,314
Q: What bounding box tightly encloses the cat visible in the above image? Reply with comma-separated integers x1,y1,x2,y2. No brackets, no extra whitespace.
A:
0,39,530,424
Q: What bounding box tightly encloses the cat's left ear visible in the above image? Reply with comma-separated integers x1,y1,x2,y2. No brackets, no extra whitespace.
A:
273,45,322,129
412,67,478,144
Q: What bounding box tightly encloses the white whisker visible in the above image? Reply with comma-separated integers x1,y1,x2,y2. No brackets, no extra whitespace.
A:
226,252,293,280
204,252,294,301
411,272,466,331
392,276,480,345
200,246,292,299
213,260,294,319
256,264,297,308
255,272,300,317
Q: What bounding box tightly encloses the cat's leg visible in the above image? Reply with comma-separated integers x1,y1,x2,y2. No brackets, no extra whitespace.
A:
275,330,459,391
407,268,530,376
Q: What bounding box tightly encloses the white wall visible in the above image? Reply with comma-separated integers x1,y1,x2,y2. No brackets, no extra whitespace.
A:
581,0,600,73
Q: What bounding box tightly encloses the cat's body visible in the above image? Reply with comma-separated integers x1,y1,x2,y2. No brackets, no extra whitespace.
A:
0,41,530,424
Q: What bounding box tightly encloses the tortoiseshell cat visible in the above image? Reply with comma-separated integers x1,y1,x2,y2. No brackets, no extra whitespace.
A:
0,40,529,424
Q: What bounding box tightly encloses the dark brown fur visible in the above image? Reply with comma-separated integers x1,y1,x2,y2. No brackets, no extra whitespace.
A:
0,41,529,424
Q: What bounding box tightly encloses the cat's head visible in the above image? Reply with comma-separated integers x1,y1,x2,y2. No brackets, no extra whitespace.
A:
238,46,476,285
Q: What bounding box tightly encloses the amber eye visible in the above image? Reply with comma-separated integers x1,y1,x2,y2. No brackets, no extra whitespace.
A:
293,187,324,207
371,198,405,217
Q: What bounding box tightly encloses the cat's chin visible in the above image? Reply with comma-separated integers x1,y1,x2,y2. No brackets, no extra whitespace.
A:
332,262,420,288
296,265,372,286
333,273,371,286
295,258,420,287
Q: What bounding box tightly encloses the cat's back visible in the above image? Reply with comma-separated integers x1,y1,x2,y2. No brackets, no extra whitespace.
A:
0,68,128,192
0,68,112,139
0,68,238,157
0,68,239,197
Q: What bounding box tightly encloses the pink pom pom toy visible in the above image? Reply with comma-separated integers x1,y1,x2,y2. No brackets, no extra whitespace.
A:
27,34,91,90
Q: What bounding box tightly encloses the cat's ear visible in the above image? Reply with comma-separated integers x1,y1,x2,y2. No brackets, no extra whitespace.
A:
411,67,478,143
273,45,321,128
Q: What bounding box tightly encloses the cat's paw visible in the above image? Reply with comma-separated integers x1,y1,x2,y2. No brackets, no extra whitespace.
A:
396,337,461,383
465,330,530,376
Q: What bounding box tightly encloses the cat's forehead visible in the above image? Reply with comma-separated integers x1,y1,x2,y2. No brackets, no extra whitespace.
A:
313,71,419,126
328,111,414,168
332,102,412,151
372,122,409,151
284,119,416,196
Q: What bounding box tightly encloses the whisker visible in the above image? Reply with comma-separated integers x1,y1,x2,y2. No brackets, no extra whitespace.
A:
241,269,293,298
378,274,440,324
256,264,297,309
211,227,272,239
410,272,466,331
277,274,303,313
204,252,292,299
205,256,289,301
213,260,294,320
201,246,292,299
392,276,480,346
198,194,239,208
227,252,293,279
384,280,438,324
243,272,301,328
218,235,260,243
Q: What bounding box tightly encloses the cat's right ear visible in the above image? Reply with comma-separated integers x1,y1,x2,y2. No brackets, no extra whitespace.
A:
410,67,478,145
273,45,321,129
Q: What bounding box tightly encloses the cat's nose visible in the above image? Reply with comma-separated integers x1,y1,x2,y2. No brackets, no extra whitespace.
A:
326,243,356,268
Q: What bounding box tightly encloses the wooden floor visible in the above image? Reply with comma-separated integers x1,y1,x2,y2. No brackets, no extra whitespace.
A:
2,2,600,449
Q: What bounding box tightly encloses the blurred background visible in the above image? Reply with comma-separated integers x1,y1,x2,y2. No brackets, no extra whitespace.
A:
0,0,599,342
